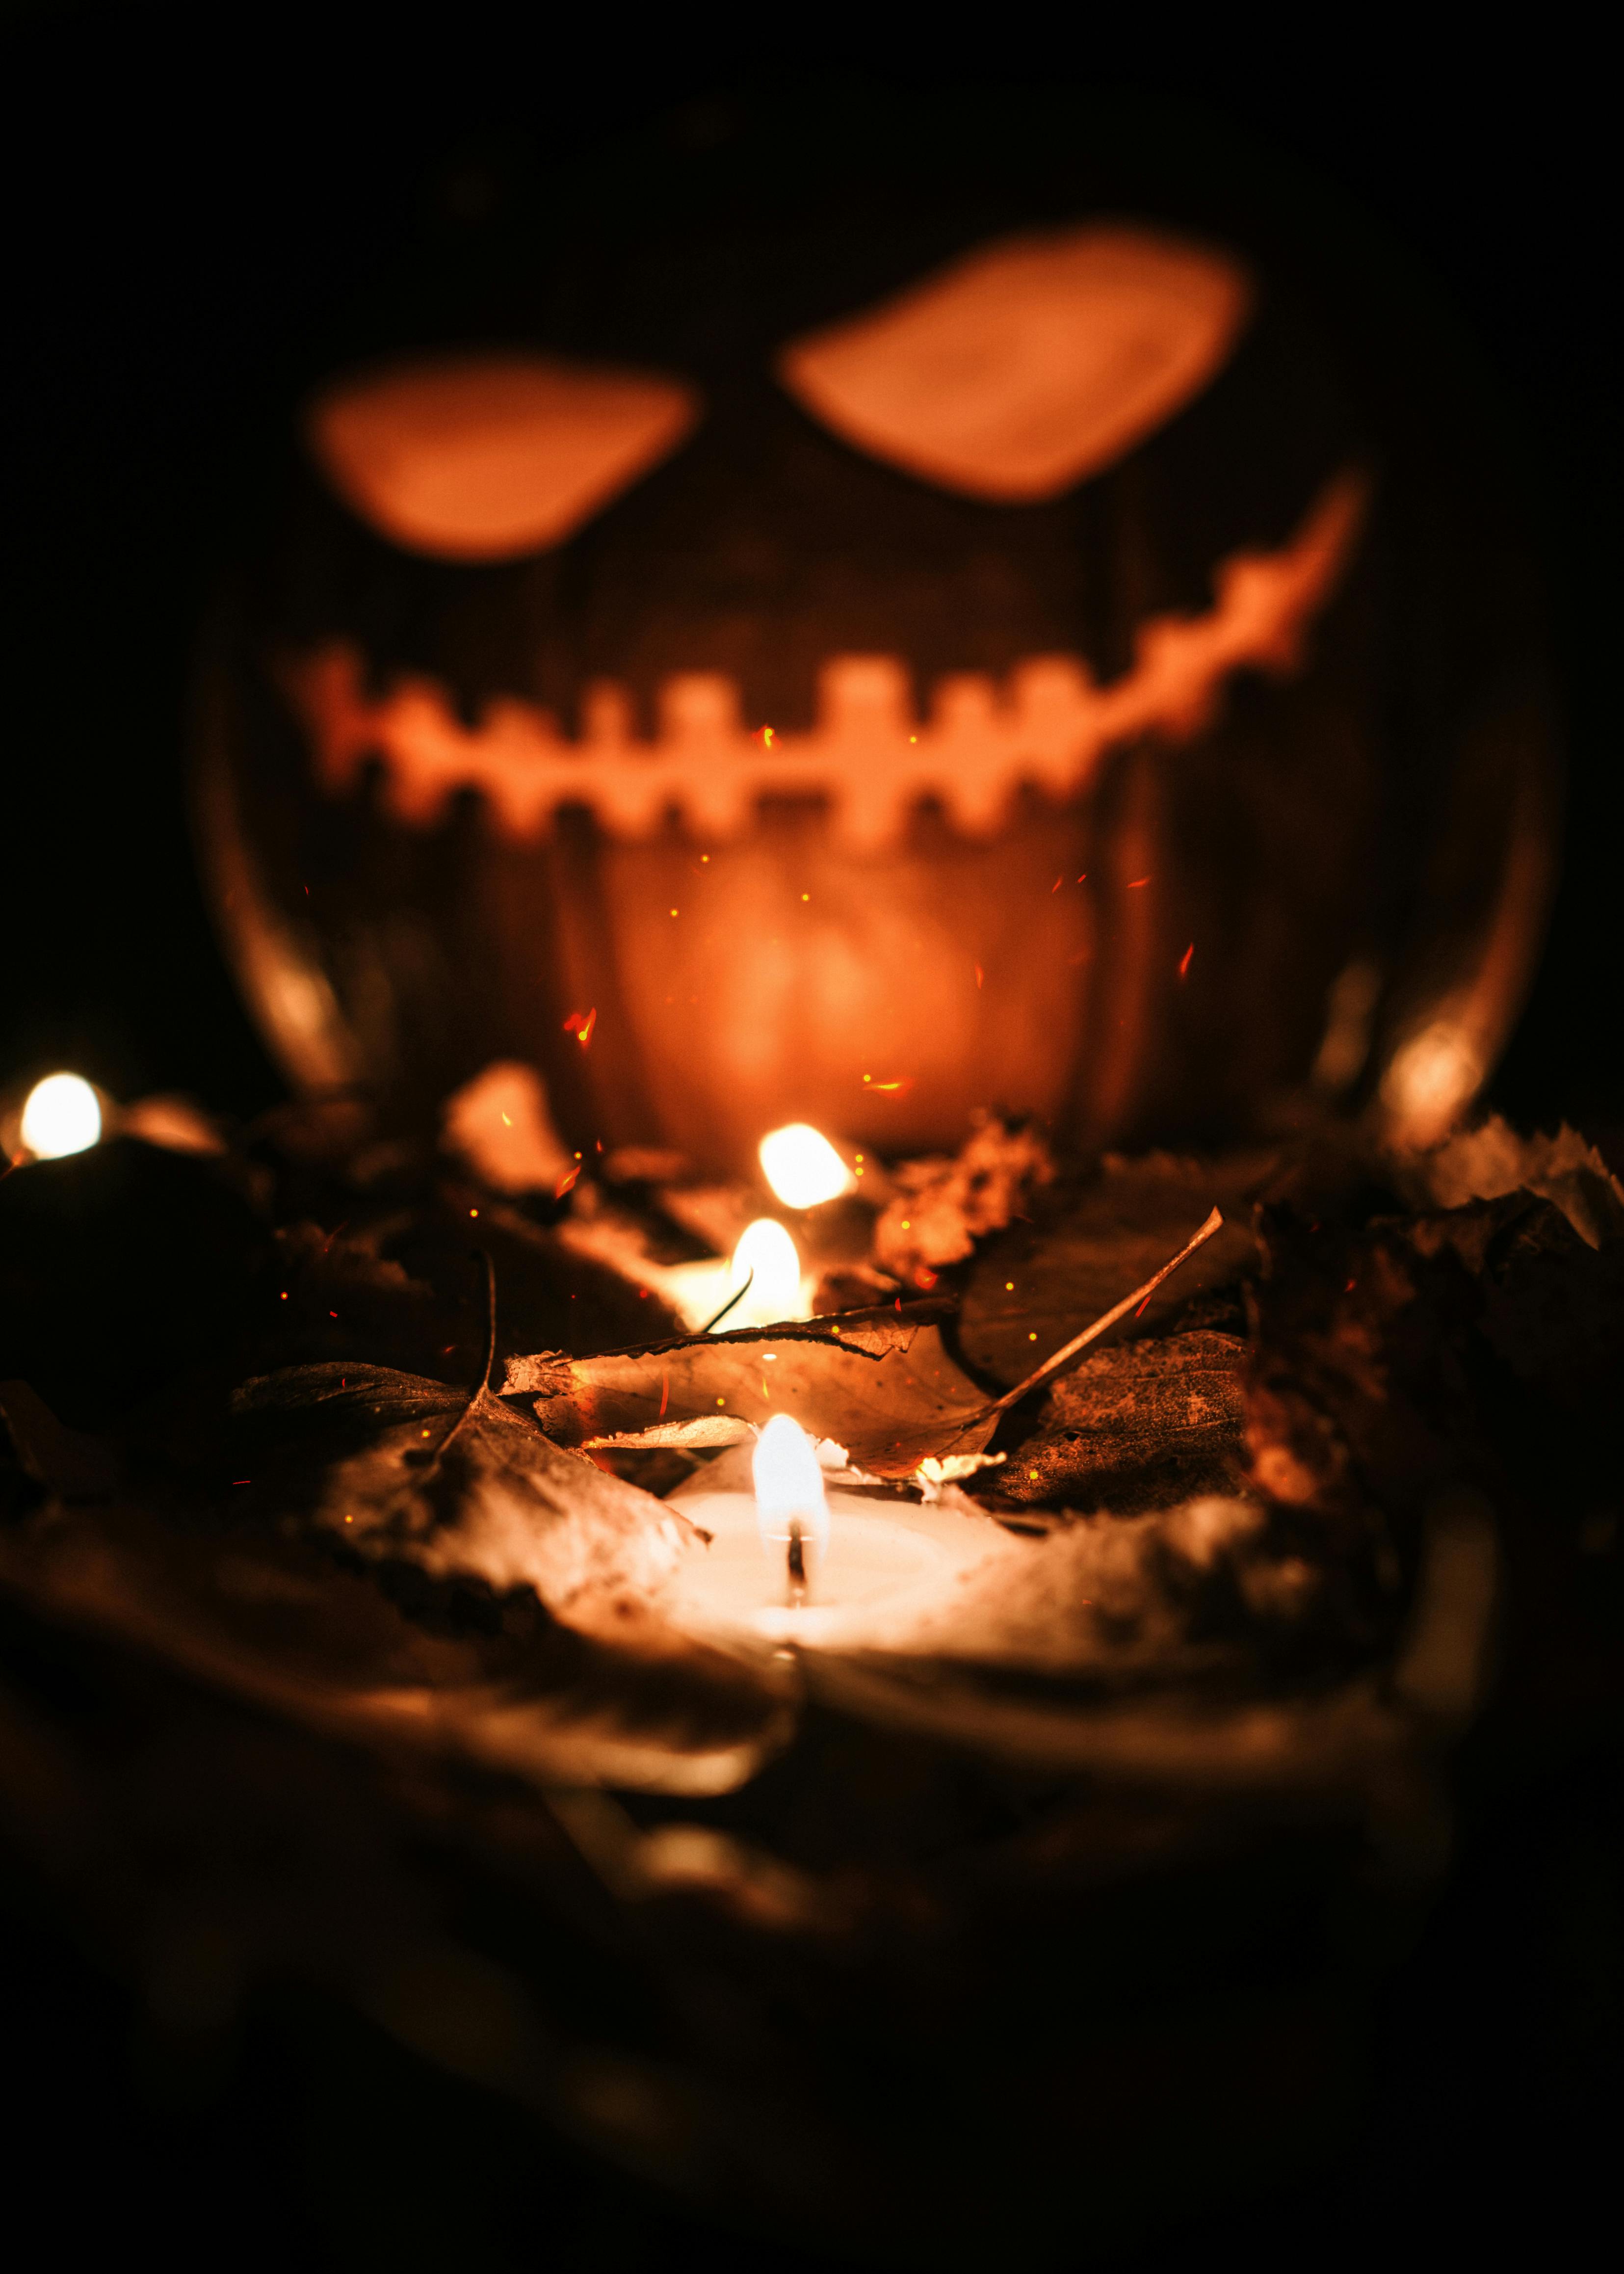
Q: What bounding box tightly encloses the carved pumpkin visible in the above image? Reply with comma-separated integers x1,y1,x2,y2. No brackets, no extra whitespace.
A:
196,95,1555,1174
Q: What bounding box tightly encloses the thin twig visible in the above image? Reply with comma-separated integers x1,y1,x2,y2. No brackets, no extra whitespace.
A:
701,1268,754,1334
984,1205,1224,1417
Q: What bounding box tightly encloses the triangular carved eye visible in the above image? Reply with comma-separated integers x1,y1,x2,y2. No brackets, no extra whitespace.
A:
305,353,700,562
777,225,1252,502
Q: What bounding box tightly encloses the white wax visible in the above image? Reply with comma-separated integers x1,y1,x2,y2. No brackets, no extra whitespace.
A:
663,1481,994,1649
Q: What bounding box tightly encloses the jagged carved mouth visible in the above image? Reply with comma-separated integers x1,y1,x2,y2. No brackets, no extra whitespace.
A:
282,471,1365,851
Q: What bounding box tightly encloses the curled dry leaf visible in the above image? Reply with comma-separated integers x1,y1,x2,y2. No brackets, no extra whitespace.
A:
874,1113,1055,1284
993,1330,1247,1512
1401,1113,1624,1252
955,1148,1265,1385
228,1363,712,1629
504,1210,1224,1480
0,1363,796,1798
503,1302,990,1480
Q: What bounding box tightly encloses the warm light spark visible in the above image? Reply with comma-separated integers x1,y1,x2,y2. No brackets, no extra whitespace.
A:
1178,942,1195,979
563,1007,597,1048
19,1073,101,1160
759,1123,853,1208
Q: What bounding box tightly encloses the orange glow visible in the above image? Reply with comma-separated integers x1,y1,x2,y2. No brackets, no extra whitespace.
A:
563,1007,597,1048
285,473,1367,853
1178,942,1195,978
1127,876,1151,888
305,352,698,563
776,224,1252,503
553,1165,582,1198
974,963,984,988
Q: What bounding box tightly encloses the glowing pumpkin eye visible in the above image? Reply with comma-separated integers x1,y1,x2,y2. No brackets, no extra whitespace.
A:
305,352,700,562
776,224,1251,503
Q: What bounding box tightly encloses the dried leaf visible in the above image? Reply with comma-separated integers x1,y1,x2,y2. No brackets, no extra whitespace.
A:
1404,1114,1624,1250
955,1149,1266,1385
503,1303,990,1480
228,1364,690,1627
0,1361,794,1796
874,1113,1055,1283
991,1331,1247,1512
0,1492,792,1795
504,1211,1224,1480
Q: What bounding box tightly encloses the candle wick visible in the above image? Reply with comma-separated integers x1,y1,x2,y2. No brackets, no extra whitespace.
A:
786,1519,808,1607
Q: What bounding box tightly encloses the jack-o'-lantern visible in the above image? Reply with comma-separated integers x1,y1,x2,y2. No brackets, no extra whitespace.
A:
195,90,1555,1175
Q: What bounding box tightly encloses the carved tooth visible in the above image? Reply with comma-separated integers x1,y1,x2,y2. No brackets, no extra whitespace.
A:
816,654,914,735
660,671,743,748
581,680,636,748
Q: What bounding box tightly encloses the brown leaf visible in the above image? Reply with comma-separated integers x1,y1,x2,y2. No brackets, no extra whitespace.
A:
228,1364,692,1626
955,1149,1266,1386
873,1113,1054,1284
0,1360,794,1796
503,1302,991,1480
504,1210,1225,1480
993,1331,1247,1512
0,1493,793,1795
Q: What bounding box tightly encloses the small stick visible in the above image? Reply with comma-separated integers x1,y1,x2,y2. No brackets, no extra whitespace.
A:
786,1520,808,1608
984,1205,1224,1417
701,1267,755,1334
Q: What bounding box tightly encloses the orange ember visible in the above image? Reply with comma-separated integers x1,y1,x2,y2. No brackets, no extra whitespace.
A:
563,1007,598,1048
1178,942,1195,978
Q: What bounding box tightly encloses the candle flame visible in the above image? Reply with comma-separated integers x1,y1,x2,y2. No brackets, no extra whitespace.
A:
752,1413,831,1564
758,1123,854,1208
19,1072,102,1161
719,1218,804,1329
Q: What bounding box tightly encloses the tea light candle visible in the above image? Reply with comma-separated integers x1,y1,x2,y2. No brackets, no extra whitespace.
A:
663,1413,994,1649
663,1216,813,1332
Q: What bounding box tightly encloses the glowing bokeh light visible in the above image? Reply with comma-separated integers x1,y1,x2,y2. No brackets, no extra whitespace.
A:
758,1123,853,1209
725,1218,804,1329
19,1072,102,1160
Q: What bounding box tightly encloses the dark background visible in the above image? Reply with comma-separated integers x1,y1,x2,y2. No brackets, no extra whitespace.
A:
1,8,1619,2267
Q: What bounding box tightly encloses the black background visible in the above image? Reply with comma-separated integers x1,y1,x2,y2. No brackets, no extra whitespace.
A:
1,7,1619,2267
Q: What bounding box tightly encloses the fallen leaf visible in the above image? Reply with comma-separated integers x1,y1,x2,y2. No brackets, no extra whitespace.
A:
503,1303,989,1479
228,1363,693,1626
990,1331,1247,1512
0,1360,794,1796
874,1113,1055,1284
956,1150,1265,1386
504,1211,1224,1480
